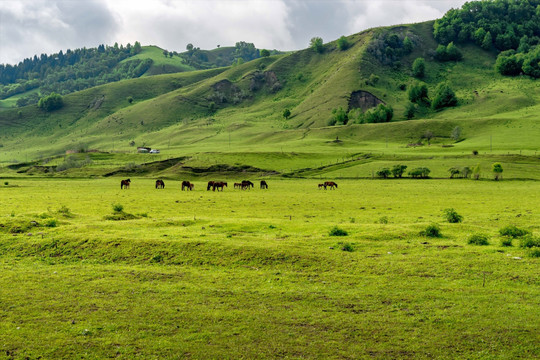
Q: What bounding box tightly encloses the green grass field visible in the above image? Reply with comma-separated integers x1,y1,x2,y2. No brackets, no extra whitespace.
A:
0,178,538,359
0,16,539,359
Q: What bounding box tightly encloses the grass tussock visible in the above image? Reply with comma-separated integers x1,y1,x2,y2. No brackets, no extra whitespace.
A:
329,226,348,237
499,225,530,238
468,233,490,246
420,223,441,238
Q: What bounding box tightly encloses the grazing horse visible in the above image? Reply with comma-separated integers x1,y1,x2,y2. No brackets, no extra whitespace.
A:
207,181,215,191
241,180,254,190
182,181,193,191
260,180,268,189
212,181,227,191
155,179,165,189
324,181,338,190
120,179,131,189
234,182,242,189
318,183,326,189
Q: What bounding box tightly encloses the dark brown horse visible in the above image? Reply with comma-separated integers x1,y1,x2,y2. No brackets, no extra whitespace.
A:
318,183,325,189
241,180,254,190
234,182,242,189
260,180,268,189
182,181,193,191
207,181,215,191
212,182,227,191
324,181,338,189
120,179,131,189
155,179,165,189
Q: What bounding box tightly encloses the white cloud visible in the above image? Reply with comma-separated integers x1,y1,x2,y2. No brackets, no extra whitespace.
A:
103,0,294,52
0,0,469,64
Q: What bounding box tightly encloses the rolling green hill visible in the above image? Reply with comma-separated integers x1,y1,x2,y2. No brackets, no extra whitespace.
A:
0,11,539,177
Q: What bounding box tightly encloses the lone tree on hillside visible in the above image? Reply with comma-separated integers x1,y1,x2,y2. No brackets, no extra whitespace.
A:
282,109,291,120
408,81,430,105
412,57,425,78
260,49,270,57
310,37,324,53
492,163,503,181
337,36,350,51
423,130,434,145
432,82,458,110
38,92,63,111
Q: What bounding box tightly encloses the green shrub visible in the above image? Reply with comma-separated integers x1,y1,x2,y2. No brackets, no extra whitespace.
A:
468,233,490,245
363,104,393,123
408,167,431,178
408,81,429,105
4,182,8,186
310,37,324,53
519,235,540,249
340,242,354,252
331,107,348,125
329,226,348,237
376,168,391,179
38,92,64,111
412,57,425,78
45,219,57,228
499,225,530,238
500,237,513,247
336,36,350,51
391,165,407,178
57,205,74,218
378,216,389,224
529,248,540,258
432,82,458,110
443,208,463,223
112,203,124,213
420,223,441,238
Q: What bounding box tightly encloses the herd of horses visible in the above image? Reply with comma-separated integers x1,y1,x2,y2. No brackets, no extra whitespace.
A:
121,179,337,190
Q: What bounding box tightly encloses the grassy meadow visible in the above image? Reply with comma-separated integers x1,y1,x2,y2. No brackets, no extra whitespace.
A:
0,177,538,359
0,15,539,359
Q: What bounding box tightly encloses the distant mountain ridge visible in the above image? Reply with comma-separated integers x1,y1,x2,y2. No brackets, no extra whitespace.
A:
0,41,274,109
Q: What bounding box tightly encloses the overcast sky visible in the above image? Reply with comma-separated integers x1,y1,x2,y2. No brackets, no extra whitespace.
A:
0,0,469,65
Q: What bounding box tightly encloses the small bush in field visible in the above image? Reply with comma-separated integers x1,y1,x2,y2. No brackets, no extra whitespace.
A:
499,225,530,238
529,248,540,258
468,233,490,245
519,235,540,249
378,216,389,224
500,237,513,247
329,226,348,236
57,205,74,218
443,208,463,223
340,242,354,252
45,219,57,228
420,223,441,238
112,203,124,213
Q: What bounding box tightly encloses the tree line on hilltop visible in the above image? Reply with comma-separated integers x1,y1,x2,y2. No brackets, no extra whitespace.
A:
0,42,145,106
434,0,540,78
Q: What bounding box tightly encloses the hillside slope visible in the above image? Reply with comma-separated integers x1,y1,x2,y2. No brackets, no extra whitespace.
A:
0,19,538,169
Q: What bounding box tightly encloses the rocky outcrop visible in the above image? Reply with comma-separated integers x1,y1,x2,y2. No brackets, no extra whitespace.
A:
348,90,384,112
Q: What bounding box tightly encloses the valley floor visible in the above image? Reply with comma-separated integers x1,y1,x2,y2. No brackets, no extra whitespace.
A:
0,178,538,359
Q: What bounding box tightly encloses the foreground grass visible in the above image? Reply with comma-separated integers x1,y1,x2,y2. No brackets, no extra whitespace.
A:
0,178,538,359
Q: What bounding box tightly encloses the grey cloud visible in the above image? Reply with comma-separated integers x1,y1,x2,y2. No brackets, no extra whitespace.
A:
1,0,470,65
0,0,118,64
